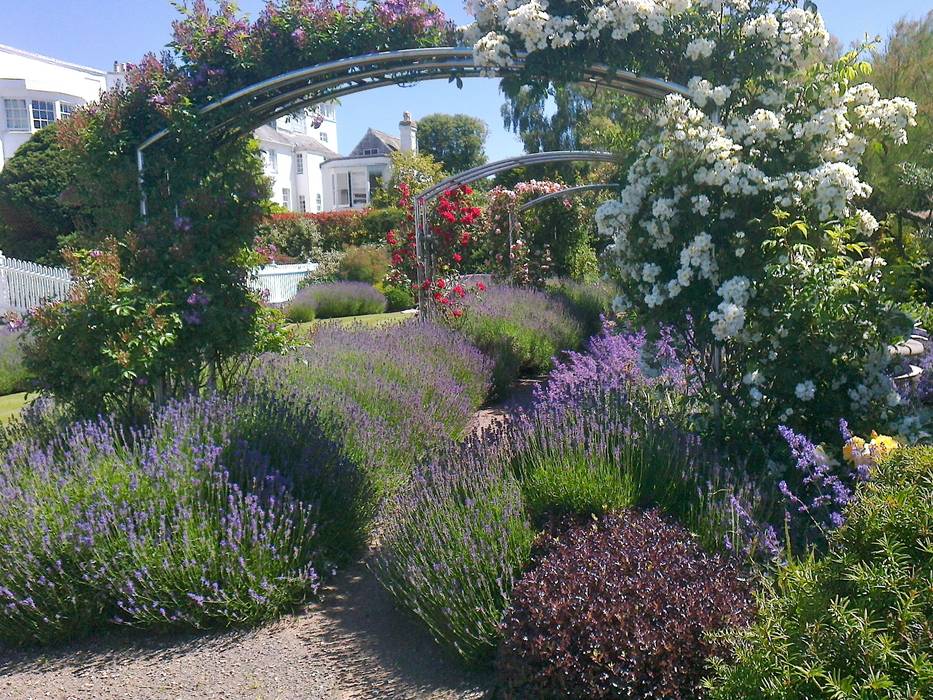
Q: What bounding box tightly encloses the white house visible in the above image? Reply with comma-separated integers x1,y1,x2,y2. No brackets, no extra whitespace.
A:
320,112,418,210
255,105,339,213
0,44,124,171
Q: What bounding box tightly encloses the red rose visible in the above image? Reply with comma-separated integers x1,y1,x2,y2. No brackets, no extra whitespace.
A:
476,282,487,292
436,278,446,289
453,284,465,298
452,308,464,318
452,253,463,263
386,230,398,245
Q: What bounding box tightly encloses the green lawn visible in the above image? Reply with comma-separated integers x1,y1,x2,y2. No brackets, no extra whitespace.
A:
0,392,30,424
289,311,413,338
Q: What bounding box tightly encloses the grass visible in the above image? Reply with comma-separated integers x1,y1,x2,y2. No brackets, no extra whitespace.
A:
289,311,412,337
0,392,30,424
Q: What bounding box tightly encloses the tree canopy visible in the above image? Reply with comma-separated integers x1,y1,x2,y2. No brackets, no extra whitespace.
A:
416,113,488,174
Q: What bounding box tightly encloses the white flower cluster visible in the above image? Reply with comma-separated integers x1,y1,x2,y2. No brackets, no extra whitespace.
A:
709,276,751,340
794,380,816,402
687,76,732,107
742,7,829,68
474,31,514,68
685,37,715,60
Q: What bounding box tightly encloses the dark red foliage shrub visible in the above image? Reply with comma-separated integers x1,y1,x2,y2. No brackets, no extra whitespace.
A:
496,510,755,699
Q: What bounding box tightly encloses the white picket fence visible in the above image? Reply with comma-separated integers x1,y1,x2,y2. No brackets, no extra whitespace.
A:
0,251,73,315
249,262,318,304
0,250,316,314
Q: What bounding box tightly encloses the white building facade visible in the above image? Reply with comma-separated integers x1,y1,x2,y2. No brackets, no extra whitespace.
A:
0,44,123,172
320,112,418,211
255,104,339,213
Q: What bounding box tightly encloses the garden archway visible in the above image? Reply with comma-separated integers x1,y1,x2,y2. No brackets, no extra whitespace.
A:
411,151,624,307
135,47,689,217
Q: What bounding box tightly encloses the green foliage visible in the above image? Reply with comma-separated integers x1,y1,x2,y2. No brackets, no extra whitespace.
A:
337,245,390,284
0,328,32,396
416,113,488,173
546,278,615,337
255,214,322,261
286,282,386,322
371,151,446,207
361,206,406,247
864,12,933,219
0,124,79,263
379,282,416,312
705,446,933,699
312,210,369,251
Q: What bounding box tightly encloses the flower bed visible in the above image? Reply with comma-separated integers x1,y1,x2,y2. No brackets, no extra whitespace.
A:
255,320,493,498
0,390,363,646
285,281,387,322
450,285,586,394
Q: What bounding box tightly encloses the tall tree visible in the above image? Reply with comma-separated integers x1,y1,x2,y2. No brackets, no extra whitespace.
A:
416,114,488,174
864,12,932,222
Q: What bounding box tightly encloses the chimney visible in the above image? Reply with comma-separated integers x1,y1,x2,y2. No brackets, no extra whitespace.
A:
399,111,418,154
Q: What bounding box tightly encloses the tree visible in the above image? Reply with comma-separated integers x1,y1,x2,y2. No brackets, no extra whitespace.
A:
416,113,488,174
0,124,80,263
864,12,932,220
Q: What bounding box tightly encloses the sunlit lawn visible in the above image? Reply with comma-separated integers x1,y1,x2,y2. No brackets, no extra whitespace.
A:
289,311,413,340
0,392,30,424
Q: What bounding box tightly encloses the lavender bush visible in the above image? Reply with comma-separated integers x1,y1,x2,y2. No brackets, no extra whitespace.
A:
372,436,536,665
0,390,361,646
285,281,386,322
453,286,586,394
0,323,32,395
255,320,493,497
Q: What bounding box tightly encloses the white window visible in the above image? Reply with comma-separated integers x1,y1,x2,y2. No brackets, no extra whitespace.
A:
362,147,378,156
260,149,278,173
296,153,304,174
335,172,350,207
282,188,291,209
59,102,77,118
31,100,56,129
315,193,323,212
3,99,28,130
320,132,329,143
298,195,307,213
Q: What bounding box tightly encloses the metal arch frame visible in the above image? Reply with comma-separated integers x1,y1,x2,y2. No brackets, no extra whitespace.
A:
507,182,622,269
412,152,624,310
136,47,690,216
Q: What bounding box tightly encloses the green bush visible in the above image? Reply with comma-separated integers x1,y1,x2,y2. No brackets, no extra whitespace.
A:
255,214,322,261
362,207,407,246
705,446,933,699
0,327,32,396
547,278,616,336
286,282,386,322
454,286,586,395
311,210,368,251
337,245,390,284
380,282,415,312
0,124,79,263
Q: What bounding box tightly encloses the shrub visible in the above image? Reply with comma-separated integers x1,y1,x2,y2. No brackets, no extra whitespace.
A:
546,278,616,337
309,210,368,252
704,446,933,699
285,281,386,321
0,390,365,647
256,320,493,497
454,286,586,394
373,437,536,665
497,510,756,699
0,124,79,263
380,282,416,312
362,206,407,246
255,213,322,261
0,325,32,396
337,245,390,284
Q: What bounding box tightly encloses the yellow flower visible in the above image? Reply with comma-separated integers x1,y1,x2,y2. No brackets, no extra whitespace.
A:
869,433,899,457
842,436,866,463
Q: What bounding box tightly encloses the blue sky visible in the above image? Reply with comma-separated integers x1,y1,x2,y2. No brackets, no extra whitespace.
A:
1,1,929,159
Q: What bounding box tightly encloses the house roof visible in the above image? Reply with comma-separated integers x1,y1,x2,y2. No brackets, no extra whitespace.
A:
0,43,106,77
369,129,401,152
254,125,339,158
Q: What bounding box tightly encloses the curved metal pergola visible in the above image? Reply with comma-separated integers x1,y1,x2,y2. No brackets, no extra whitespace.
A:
506,182,623,266
136,47,689,216
412,152,624,309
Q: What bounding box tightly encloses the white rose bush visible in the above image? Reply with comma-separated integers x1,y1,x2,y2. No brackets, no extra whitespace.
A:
466,0,918,443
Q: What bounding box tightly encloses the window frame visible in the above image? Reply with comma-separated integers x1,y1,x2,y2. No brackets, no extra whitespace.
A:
30,100,56,130
3,99,29,131
296,153,304,175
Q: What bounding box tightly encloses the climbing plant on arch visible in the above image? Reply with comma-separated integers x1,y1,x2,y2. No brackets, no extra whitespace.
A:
34,0,918,440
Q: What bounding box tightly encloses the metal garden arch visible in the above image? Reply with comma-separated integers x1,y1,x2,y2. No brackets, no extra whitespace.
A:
509,182,623,259
412,153,624,307
136,47,689,216
135,46,689,309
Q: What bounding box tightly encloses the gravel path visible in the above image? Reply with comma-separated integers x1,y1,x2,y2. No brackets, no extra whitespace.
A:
0,560,491,699
0,383,546,700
